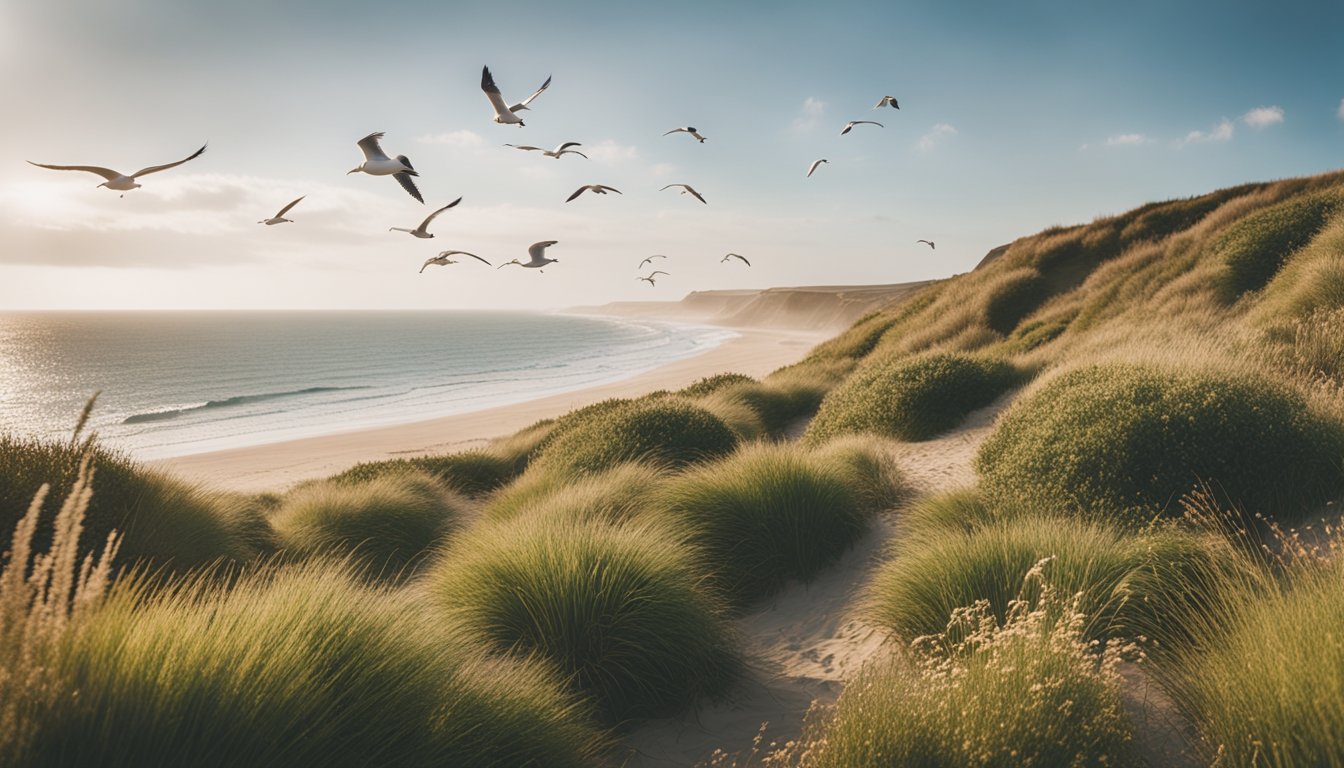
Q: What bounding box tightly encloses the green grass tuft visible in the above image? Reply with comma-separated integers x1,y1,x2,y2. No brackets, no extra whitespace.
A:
483,461,666,525
329,449,516,497
1214,189,1342,297
531,398,737,477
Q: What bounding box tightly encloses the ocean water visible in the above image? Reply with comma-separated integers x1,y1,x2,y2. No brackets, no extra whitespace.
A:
0,311,735,460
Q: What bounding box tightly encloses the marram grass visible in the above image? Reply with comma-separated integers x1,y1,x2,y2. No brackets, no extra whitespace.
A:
532,397,738,477
329,448,516,496
483,461,666,525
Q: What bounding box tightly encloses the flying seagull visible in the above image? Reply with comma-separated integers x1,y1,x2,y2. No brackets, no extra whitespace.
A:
638,254,667,269
566,184,622,202
721,253,751,266
663,126,707,142
348,132,423,203
390,198,463,238
840,120,884,136
917,239,936,250
481,66,551,126
505,142,587,159
661,183,707,204
807,159,829,178
421,250,492,272
498,240,559,271
873,96,900,109
27,143,207,197
638,271,670,286
258,195,305,225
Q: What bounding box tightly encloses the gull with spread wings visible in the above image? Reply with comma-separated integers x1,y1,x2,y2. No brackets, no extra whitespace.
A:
481,66,551,126
347,132,423,203
27,143,207,197
721,253,751,266
807,159,829,178
566,184,622,202
259,196,305,225
421,251,492,272
498,241,559,272
505,142,587,159
390,198,463,238
663,126,707,142
840,120,884,135
661,183,707,204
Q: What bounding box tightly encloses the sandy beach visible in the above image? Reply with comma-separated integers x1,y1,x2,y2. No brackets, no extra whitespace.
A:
156,325,828,493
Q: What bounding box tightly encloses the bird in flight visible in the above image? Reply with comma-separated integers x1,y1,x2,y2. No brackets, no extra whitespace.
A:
498,241,559,271
390,198,463,238
348,132,423,203
258,195,305,226
566,184,622,202
873,96,900,109
421,250,492,272
917,239,936,250
637,271,670,286
663,126,707,143
841,120,884,135
638,255,667,269
721,253,751,266
27,143,207,197
505,141,587,159
807,159,829,178
481,66,551,126
661,183,707,204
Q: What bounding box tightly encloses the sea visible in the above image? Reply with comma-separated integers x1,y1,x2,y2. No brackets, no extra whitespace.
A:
0,311,735,460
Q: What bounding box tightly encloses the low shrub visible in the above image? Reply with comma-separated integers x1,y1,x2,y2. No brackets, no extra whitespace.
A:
531,399,737,477
330,449,515,497
1215,189,1342,297
483,462,665,525
976,363,1344,523
805,353,1020,444
430,516,739,721
678,373,757,398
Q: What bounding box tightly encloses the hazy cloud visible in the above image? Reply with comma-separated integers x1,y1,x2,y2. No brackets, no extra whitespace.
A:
1182,119,1234,145
416,129,485,147
917,123,958,153
584,140,640,165
1337,98,1344,122
1241,106,1284,129
1105,133,1152,147
791,97,826,133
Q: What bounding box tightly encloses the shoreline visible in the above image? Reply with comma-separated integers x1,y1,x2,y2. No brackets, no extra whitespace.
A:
155,325,829,493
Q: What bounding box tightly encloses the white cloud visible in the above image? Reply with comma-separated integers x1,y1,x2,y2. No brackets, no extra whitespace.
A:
649,162,677,178
791,97,826,133
1241,106,1284,129
1104,133,1152,147
916,123,958,153
584,140,640,165
1182,119,1234,145
1337,98,1344,122
416,129,485,147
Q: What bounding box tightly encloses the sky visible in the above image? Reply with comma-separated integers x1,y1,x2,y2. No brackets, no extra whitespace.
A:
1,0,1342,310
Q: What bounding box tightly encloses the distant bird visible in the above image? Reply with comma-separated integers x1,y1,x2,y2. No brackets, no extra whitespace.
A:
481,66,551,126
638,254,667,269
258,195,305,225
661,183,707,204
566,184,622,202
840,120,884,135
348,132,422,203
637,271,669,286
27,143,207,197
807,159,829,178
390,198,463,238
421,250,492,272
498,240,559,271
505,141,587,159
873,96,900,109
663,126,707,142
917,239,935,250
721,253,751,266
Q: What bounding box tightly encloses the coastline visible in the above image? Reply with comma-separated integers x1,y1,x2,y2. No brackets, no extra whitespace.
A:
155,325,828,493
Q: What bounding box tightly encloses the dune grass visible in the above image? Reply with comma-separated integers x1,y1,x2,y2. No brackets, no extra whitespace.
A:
976,363,1344,523
1212,188,1342,298
805,435,909,515
15,562,603,767
329,448,516,497
271,470,467,577
483,461,666,525
778,566,1133,767
430,515,739,722
652,442,881,606
805,352,1021,444
531,398,738,477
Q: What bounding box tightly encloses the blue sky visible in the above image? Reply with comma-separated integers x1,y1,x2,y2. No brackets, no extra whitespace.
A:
1,0,1341,309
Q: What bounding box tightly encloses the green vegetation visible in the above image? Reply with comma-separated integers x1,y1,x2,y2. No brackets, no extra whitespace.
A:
330,448,516,496
483,461,665,525
805,353,1020,444
531,398,738,476
977,364,1344,522
430,516,739,721
1214,189,1342,297
271,470,466,576
653,442,884,606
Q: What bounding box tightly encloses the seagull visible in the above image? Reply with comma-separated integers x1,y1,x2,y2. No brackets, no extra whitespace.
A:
917,239,936,250
27,143,207,197
638,254,667,269
421,250,492,272
840,120,884,136
481,66,551,126
498,240,559,272
637,271,669,286
505,142,587,159
721,253,751,266
390,198,462,238
663,126,707,143
661,183,707,204
348,132,423,203
566,184,622,202
258,195,305,225
807,159,829,178
873,96,900,110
